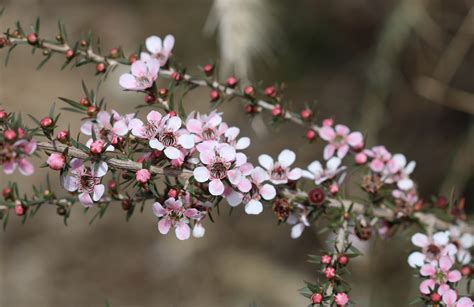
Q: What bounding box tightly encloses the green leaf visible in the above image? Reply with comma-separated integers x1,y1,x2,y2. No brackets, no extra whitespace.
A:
5,44,18,66
36,52,52,70
57,20,68,41
34,17,40,34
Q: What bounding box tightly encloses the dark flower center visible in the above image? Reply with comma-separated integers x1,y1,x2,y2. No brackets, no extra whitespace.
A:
159,131,176,147
271,165,286,180
202,128,216,140
210,162,227,179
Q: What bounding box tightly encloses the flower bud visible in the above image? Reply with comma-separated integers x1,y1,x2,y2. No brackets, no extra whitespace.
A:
324,266,336,279
96,63,106,73
271,105,282,117
65,49,75,59
167,188,178,198
56,130,69,143
436,196,448,208
109,48,119,58
3,129,17,142
226,76,238,88
2,187,12,199
15,202,26,216
171,71,182,81
40,116,54,128
128,54,138,64
55,34,63,42
121,199,131,211
47,153,66,171
203,64,213,76
136,169,151,184
461,266,471,276
17,127,25,139
329,183,339,195
306,129,316,141
334,292,349,306
210,90,220,101
80,98,91,107
56,206,67,216
300,108,312,120
0,37,8,48
244,104,255,114
430,293,441,303
0,109,7,120
355,152,367,165
27,33,38,45
90,140,105,154
144,94,155,104
322,118,333,127
243,86,254,97
158,88,168,98
80,40,88,47
264,85,277,98
168,111,177,117
309,188,325,205
311,293,323,304
108,180,117,190
337,254,349,265
320,254,332,265
87,106,99,117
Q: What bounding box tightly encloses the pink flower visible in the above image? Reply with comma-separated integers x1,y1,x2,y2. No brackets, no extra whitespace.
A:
419,256,462,295
258,149,302,185
455,297,474,307
81,110,131,150
186,111,227,143
408,232,457,268
224,127,250,150
318,124,363,160
119,59,160,90
193,143,244,196
47,153,66,170
129,111,194,159
286,205,310,239
334,292,349,306
61,158,107,207
136,169,151,184
384,153,416,190
2,139,36,176
225,166,276,215
302,157,346,185
364,145,391,172
141,34,175,66
152,197,201,240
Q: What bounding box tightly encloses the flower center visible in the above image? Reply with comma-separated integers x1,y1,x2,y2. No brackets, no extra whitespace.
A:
80,173,99,193
209,161,228,179
159,131,177,147
202,128,216,140
143,123,158,139
426,244,441,258
271,165,287,181
335,134,344,144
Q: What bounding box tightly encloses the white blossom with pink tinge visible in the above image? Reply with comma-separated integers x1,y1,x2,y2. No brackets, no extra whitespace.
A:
81,110,131,151
61,158,107,207
186,111,227,143
2,139,36,176
302,157,346,185
318,124,363,160
140,34,175,67
383,153,416,191
152,197,201,240
193,143,245,196
119,59,160,91
129,111,194,159
408,232,457,268
258,149,302,185
448,226,473,264
223,127,251,150
225,166,276,215
287,206,310,239
364,145,392,172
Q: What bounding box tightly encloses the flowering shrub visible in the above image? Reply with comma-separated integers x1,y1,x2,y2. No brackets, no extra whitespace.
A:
0,17,472,306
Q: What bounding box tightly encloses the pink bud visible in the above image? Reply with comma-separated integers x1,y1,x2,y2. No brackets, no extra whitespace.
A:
243,86,254,97
56,130,69,143
40,116,54,128
203,64,213,76
27,33,38,44
90,140,105,154
271,105,282,117
226,76,238,88
17,127,25,139
168,111,177,117
322,118,333,127
3,129,17,141
136,169,151,184
334,292,349,306
168,189,178,198
320,254,332,264
264,85,277,98
210,90,220,101
311,293,323,304
300,108,312,120
355,152,367,165
0,110,7,120
324,266,336,279
306,129,316,141
337,254,349,265
15,203,25,216
329,183,339,195
47,153,66,171
430,293,441,303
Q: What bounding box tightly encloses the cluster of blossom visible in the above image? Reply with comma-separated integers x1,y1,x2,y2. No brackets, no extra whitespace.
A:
0,111,37,176
408,229,473,306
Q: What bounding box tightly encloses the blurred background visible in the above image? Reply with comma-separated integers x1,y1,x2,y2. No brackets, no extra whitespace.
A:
0,0,473,306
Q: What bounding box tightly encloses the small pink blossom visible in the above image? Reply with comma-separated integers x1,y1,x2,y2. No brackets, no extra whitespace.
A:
384,153,416,190
334,292,349,306
258,149,302,185
61,158,107,207
47,153,66,170
318,124,363,160
286,205,310,239
186,111,227,143
129,111,194,159
302,157,345,185
193,143,244,196
141,34,175,66
224,126,251,150
152,197,201,240
119,59,160,90
136,169,151,184
364,145,391,172
2,139,36,176
419,256,461,295
408,231,457,268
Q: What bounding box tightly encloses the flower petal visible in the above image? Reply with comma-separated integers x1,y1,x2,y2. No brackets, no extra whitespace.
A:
158,218,171,235
146,35,163,54
245,200,263,215
278,149,296,167
258,154,274,170
193,166,210,182
92,184,105,201
209,179,224,196
175,221,190,240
